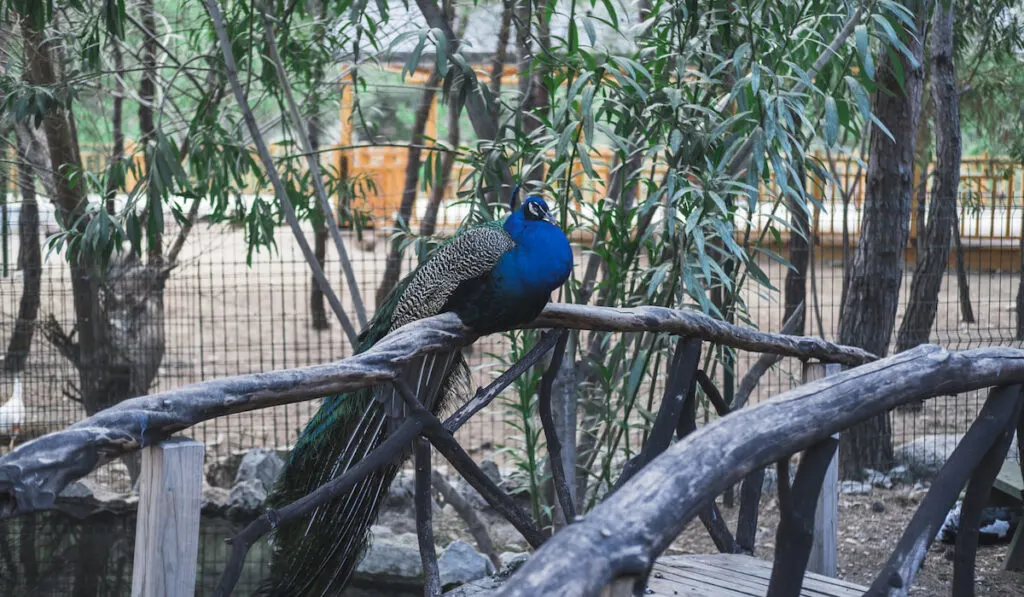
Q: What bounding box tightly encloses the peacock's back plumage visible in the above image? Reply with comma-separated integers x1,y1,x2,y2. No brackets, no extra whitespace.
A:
258,196,572,597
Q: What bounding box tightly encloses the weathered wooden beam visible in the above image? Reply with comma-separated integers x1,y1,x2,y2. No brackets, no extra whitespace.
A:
736,467,765,554
866,384,1022,597
0,304,874,518
953,391,1022,597
613,337,701,491
805,362,841,577
131,438,204,597
492,346,1024,596
415,438,441,597
1007,401,1024,572
766,436,839,597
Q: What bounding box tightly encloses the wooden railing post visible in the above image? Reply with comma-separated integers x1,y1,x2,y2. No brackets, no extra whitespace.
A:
803,361,841,577
132,437,205,597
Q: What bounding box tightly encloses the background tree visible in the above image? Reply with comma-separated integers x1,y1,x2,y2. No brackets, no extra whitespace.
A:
837,0,931,477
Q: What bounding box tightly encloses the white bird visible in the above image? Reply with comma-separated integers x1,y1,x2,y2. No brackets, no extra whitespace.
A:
0,376,25,449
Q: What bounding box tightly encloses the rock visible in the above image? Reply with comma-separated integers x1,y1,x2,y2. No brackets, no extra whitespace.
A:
499,551,529,572
206,450,247,488
894,434,963,480
443,575,507,596
760,467,795,494
202,482,230,514
871,501,886,513
839,480,872,495
439,540,494,588
863,468,893,489
355,531,422,581
227,478,267,518
385,471,416,510
60,480,94,500
887,465,911,484
234,448,284,493
479,460,502,487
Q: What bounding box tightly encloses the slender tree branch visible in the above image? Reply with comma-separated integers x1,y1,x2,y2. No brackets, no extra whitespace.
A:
430,469,501,570
443,329,561,432
202,0,361,346
261,5,368,329
726,7,866,177
734,302,805,409
538,330,575,523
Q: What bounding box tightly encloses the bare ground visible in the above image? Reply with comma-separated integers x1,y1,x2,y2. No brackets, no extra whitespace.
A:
669,488,1024,597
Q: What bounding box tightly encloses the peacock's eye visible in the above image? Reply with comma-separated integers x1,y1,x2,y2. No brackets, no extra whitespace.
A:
526,201,545,219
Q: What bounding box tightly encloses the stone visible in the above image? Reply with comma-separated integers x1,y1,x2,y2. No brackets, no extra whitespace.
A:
227,478,267,518
59,480,94,500
871,501,886,513
443,575,507,596
887,465,911,484
863,468,893,489
498,551,530,572
838,480,872,495
479,460,502,487
234,448,284,493
385,471,416,510
202,482,230,514
894,434,963,480
439,540,494,588
355,531,422,580
206,450,247,488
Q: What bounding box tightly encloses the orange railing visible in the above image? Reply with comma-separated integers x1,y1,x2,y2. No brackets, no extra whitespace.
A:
4,144,1023,246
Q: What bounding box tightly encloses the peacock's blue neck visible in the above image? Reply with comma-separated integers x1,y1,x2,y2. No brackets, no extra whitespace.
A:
496,211,573,299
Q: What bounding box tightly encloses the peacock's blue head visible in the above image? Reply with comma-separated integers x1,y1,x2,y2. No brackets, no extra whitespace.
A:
506,195,559,231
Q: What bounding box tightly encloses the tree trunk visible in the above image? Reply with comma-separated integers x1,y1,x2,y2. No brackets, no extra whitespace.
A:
836,0,930,479
375,71,441,307
420,101,460,239
308,0,330,331
894,1,959,412
4,129,43,373
896,1,960,354
22,23,105,402
139,0,161,263
106,38,124,216
488,0,513,117
951,210,975,323
515,0,549,184
784,159,809,335
25,19,167,484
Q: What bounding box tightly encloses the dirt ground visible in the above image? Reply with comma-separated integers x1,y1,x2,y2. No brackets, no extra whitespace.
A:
669,488,1024,596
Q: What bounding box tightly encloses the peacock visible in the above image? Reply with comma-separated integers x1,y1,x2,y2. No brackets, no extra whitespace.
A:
258,194,573,596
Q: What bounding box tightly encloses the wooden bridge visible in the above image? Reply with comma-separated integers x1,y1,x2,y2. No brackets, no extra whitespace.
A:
0,305,1021,596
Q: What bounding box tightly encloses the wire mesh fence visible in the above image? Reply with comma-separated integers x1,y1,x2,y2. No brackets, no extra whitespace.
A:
0,183,1020,594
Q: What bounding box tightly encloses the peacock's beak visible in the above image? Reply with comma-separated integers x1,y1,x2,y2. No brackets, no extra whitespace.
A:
544,212,558,226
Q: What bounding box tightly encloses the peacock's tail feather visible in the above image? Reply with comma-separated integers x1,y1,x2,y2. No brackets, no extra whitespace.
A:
256,353,470,597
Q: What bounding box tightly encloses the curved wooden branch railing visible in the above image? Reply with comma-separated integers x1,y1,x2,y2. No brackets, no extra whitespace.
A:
490,344,1024,597
0,302,873,517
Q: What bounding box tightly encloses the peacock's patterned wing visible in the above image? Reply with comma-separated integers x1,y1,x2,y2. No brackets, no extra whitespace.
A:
388,222,514,331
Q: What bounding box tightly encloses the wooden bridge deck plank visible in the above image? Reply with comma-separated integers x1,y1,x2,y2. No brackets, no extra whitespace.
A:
641,554,868,597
